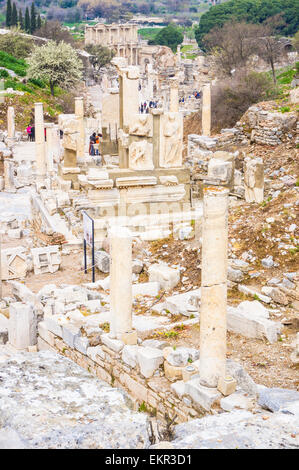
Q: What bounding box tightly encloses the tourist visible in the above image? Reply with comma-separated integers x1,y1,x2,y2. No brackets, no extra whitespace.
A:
26,124,32,141
89,132,96,156
31,125,35,142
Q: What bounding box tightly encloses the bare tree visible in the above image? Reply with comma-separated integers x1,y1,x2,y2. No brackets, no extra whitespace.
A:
211,70,276,131
255,15,287,84
35,20,77,47
203,21,261,75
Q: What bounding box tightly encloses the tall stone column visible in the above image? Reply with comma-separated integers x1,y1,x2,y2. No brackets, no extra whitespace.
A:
34,102,46,179
202,83,211,136
130,45,133,66
4,159,15,191
113,60,139,131
200,187,229,387
75,97,85,158
7,106,15,139
169,78,179,113
46,123,54,174
177,44,181,65
109,226,137,344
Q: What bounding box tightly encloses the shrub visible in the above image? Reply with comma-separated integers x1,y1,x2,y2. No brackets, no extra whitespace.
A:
0,69,9,78
211,70,277,131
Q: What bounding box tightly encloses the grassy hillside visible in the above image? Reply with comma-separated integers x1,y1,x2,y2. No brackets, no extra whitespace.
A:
0,50,77,130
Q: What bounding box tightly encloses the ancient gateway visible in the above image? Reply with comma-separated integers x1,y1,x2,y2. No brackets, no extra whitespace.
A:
85,23,140,65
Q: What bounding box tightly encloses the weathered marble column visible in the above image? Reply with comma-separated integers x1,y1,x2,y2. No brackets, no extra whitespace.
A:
202,83,211,136
177,44,181,64
7,106,15,139
200,187,229,387
34,103,46,179
75,97,85,158
169,78,179,113
46,123,54,174
109,226,137,344
112,58,139,130
4,159,14,190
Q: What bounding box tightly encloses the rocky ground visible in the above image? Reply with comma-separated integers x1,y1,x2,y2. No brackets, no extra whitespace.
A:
0,350,150,449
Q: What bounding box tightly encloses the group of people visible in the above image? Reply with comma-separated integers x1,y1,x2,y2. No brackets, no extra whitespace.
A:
179,91,202,104
26,124,35,141
139,100,158,114
89,132,102,157
26,125,49,141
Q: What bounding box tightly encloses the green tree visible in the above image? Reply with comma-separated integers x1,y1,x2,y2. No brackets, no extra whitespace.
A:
84,44,115,70
11,2,17,27
30,2,36,34
18,9,24,30
150,23,183,53
294,30,299,53
37,14,41,30
6,0,12,27
0,31,34,58
194,0,299,49
27,40,83,96
25,7,30,33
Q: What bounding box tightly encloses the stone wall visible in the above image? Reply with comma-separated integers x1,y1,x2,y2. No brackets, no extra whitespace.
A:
38,325,203,424
237,105,297,146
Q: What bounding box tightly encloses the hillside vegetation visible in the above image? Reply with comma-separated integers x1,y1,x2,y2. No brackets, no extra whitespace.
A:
195,0,299,48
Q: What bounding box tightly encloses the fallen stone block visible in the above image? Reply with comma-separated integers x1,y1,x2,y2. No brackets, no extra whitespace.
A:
164,360,185,381
8,302,35,350
7,229,22,239
86,345,105,362
258,387,299,413
38,321,55,347
74,336,89,355
238,285,271,304
170,380,185,399
101,333,124,353
137,347,164,378
1,247,27,280
62,324,81,349
31,245,61,275
229,259,250,272
185,378,221,411
142,339,169,350
164,346,199,367
9,281,37,304
132,259,143,274
160,289,201,317
226,360,257,396
44,315,66,338
220,392,255,411
227,305,281,343
55,287,88,304
122,344,139,368
165,347,189,367
268,287,289,306
228,267,244,283
132,282,160,297
148,263,180,291
95,250,110,274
